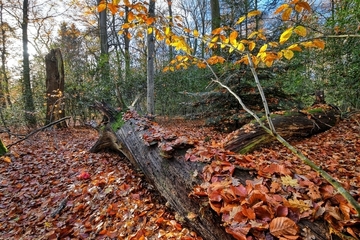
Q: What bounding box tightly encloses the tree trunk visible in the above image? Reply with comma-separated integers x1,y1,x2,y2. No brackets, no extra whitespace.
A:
147,0,156,115
45,48,66,128
90,103,333,240
223,105,340,154
22,0,37,127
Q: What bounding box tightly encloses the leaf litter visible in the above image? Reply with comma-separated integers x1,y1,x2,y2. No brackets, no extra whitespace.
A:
1,113,360,239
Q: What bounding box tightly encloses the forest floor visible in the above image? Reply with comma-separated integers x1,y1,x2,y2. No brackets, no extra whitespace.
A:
0,113,359,239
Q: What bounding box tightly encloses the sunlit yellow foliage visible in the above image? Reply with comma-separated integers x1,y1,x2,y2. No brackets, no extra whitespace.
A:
247,10,261,17
294,26,307,37
279,27,293,44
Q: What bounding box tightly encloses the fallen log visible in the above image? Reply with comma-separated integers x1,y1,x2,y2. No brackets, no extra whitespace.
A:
90,102,334,240
223,104,341,154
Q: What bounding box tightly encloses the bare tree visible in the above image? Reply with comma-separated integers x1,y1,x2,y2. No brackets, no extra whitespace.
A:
147,0,156,115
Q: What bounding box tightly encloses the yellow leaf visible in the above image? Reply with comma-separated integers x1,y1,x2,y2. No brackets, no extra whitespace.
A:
147,27,153,34
259,44,268,53
236,42,245,51
282,8,292,21
282,49,294,60
288,198,311,213
235,16,246,25
211,36,218,43
98,1,107,12
193,29,199,37
279,27,293,44
281,175,298,187
229,31,238,45
248,10,261,17
294,26,307,37
122,23,131,29
113,0,120,5
287,44,302,51
165,27,171,36
269,42,279,47
229,46,235,53
118,30,124,35
248,31,258,39
301,41,315,48
274,4,289,14
313,39,325,49
248,41,256,51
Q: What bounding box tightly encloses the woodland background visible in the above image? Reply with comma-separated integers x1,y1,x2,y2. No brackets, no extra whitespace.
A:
0,0,359,128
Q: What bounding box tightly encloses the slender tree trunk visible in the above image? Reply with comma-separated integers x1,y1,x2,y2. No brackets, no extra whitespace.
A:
210,0,220,55
147,0,155,115
22,0,37,127
98,0,110,102
124,5,130,81
167,0,173,61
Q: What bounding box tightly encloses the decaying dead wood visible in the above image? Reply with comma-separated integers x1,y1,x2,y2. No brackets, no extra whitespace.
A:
223,105,340,153
90,102,332,240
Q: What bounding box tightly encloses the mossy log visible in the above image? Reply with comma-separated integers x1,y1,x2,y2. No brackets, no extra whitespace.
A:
223,105,341,154
90,103,332,240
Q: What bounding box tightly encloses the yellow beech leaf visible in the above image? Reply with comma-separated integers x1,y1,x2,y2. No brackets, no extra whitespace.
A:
248,10,261,17
229,31,238,45
113,0,120,5
229,47,235,53
235,16,246,25
282,49,294,60
237,42,245,51
98,1,106,12
193,29,199,37
118,30,124,35
282,7,292,21
122,23,131,29
259,44,268,53
165,27,171,36
313,39,325,49
274,3,289,14
248,42,256,51
147,27,153,34
288,198,311,213
281,175,298,187
301,41,315,48
269,42,279,47
211,36,218,43
287,44,302,51
294,26,307,37
248,31,258,39
279,27,293,44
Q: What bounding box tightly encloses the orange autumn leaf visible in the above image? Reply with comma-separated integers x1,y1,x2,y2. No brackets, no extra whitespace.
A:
269,217,299,238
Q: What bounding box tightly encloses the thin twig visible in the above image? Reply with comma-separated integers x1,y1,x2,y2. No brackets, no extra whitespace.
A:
7,116,70,149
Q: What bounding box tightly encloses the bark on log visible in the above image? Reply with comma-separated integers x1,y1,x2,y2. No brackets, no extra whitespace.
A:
223,105,341,154
90,103,333,240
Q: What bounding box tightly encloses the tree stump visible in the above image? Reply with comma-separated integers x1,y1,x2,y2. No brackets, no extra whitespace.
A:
45,48,66,128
